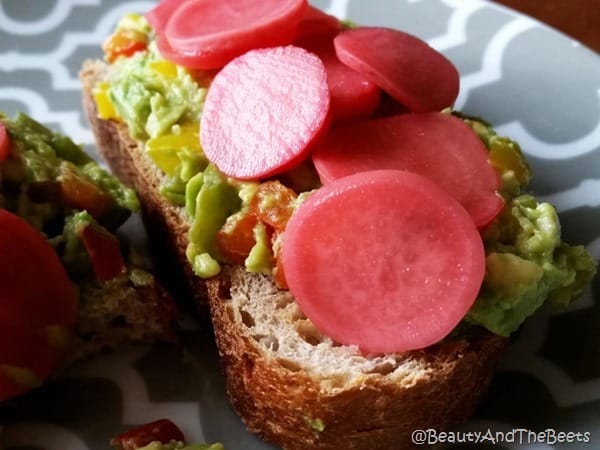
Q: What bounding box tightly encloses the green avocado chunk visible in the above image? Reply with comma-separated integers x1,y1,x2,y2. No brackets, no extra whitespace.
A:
467,194,597,336
136,441,224,450
0,111,139,279
185,164,241,278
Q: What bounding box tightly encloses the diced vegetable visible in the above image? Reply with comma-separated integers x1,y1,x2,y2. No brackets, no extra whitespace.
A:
103,28,148,63
57,163,116,221
249,181,298,230
110,419,185,450
215,210,259,265
78,224,127,282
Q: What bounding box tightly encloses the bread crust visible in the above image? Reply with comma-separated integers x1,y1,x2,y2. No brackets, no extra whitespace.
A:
206,268,506,450
81,60,508,450
80,61,209,314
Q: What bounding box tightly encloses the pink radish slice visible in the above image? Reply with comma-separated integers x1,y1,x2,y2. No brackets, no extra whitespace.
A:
312,113,504,228
200,46,331,180
282,169,486,353
301,38,381,122
145,0,185,33
163,0,307,69
294,5,342,44
334,27,459,112
155,34,217,69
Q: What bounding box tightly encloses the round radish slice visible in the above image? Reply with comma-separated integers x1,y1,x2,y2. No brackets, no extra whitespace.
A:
334,27,459,112
301,38,381,123
163,0,307,69
312,113,504,228
145,0,185,33
0,122,10,162
200,46,331,180
294,5,342,45
282,170,485,353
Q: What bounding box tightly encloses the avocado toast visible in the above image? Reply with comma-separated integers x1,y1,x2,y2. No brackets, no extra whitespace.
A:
80,2,596,449
0,112,178,400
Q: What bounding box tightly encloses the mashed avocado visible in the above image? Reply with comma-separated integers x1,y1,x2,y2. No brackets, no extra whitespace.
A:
136,442,224,450
462,118,597,335
469,195,596,335
97,16,597,338
0,111,139,279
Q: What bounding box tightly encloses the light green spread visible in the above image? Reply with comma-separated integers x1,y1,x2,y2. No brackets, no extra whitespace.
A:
469,195,596,335
136,441,224,450
185,164,240,277
97,15,597,338
0,112,139,280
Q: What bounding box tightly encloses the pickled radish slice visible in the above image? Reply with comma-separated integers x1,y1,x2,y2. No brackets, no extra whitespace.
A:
312,113,503,228
163,0,307,69
301,38,381,122
334,27,459,112
200,46,330,180
294,5,342,44
0,122,10,162
282,170,486,353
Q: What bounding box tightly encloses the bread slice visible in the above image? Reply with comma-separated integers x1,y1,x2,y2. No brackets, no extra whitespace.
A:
81,60,508,450
67,267,178,363
80,60,209,315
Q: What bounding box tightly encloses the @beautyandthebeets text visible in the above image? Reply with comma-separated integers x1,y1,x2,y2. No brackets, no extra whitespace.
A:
411,428,592,446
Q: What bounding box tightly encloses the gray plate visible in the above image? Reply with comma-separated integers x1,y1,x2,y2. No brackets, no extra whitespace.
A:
0,0,599,449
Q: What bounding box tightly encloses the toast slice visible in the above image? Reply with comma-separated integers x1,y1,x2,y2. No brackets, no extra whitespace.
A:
67,266,178,363
81,59,507,450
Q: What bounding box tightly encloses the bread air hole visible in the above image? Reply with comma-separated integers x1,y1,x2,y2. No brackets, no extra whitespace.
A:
240,309,256,327
295,320,324,346
365,361,397,376
277,357,302,372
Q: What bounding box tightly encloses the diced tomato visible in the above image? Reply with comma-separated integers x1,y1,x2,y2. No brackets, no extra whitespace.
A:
0,122,10,163
200,46,331,180
160,0,308,69
58,164,116,220
78,224,126,282
282,170,485,353
249,181,298,230
334,27,459,112
103,28,148,63
0,209,77,401
215,210,259,265
111,419,185,450
271,230,288,289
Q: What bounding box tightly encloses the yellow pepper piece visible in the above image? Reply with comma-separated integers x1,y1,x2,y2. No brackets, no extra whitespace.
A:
489,138,531,187
149,60,178,79
93,82,118,120
146,123,201,176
